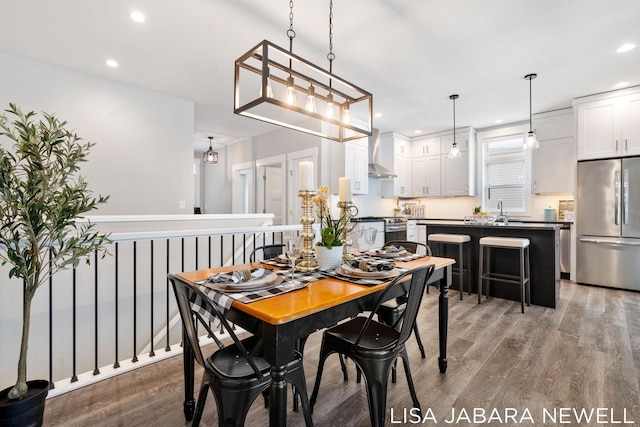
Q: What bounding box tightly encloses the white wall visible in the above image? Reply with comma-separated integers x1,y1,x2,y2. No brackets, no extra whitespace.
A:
0,51,194,215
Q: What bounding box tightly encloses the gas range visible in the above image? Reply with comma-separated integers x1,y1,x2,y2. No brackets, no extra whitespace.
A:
384,217,408,231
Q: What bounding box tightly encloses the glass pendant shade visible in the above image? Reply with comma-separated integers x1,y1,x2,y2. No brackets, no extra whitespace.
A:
448,142,462,159
523,130,540,150
203,137,219,164
325,93,337,119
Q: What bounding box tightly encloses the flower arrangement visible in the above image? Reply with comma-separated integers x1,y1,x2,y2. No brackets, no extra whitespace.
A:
312,186,354,248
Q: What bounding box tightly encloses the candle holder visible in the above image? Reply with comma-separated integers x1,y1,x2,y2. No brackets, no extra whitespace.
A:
297,190,319,272
337,201,359,260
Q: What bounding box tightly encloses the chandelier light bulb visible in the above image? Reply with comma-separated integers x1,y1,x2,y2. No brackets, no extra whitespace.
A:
285,76,297,106
305,85,317,113
342,101,351,124
326,93,336,119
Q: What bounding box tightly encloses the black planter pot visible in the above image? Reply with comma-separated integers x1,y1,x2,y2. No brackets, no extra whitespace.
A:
0,380,49,427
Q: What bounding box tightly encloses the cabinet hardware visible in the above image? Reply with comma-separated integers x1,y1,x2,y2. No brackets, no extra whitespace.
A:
625,139,628,151
616,139,619,152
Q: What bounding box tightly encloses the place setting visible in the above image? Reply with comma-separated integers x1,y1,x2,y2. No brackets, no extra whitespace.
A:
195,266,319,310
361,244,428,262
321,258,406,285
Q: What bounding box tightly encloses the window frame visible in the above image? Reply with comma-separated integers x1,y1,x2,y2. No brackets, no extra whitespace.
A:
480,133,532,217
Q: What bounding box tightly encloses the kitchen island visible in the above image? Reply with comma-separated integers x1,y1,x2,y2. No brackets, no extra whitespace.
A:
418,220,560,308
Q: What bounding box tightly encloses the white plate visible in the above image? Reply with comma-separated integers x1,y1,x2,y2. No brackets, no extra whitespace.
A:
208,273,283,293
371,249,409,258
337,265,399,279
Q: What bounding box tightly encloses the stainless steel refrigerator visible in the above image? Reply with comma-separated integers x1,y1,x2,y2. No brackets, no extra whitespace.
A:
576,157,640,290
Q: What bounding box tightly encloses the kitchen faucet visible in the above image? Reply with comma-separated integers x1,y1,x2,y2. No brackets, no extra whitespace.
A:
495,199,508,224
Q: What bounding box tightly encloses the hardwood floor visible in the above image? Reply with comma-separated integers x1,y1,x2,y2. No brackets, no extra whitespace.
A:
43,280,640,426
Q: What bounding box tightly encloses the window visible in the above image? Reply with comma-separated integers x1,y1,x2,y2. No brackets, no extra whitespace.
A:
481,135,531,215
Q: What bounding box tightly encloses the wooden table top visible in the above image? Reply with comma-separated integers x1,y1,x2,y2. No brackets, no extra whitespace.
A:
177,255,455,326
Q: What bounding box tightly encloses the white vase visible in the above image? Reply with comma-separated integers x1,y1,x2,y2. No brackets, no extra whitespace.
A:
315,245,343,271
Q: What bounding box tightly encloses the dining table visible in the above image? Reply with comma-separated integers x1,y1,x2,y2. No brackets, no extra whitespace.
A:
176,253,455,427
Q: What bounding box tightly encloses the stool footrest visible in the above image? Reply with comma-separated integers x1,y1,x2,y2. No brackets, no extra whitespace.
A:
480,272,530,285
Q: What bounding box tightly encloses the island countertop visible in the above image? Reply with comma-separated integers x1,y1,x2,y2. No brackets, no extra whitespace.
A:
416,219,562,230
421,221,560,308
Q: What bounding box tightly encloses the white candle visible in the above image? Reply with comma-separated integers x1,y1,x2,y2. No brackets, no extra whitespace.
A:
339,176,351,202
299,161,314,191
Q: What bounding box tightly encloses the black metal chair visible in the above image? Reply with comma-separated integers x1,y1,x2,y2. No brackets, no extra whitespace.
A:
168,274,314,427
249,244,286,262
377,240,432,379
309,264,435,427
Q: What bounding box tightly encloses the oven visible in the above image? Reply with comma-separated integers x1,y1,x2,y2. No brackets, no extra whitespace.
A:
384,218,408,243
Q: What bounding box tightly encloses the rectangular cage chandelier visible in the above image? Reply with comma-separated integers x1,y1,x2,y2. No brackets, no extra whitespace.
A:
234,39,373,142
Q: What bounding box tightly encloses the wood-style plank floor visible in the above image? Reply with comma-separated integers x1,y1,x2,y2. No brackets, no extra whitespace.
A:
43,280,640,426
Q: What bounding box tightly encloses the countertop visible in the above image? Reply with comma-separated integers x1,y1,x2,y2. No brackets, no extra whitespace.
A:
416,219,562,230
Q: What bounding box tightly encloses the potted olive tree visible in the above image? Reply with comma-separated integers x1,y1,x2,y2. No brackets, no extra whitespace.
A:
0,104,110,426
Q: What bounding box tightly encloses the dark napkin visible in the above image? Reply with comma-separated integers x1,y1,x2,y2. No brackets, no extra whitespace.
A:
345,259,395,272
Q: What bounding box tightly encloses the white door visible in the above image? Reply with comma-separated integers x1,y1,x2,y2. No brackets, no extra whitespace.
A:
256,155,286,225
232,161,255,214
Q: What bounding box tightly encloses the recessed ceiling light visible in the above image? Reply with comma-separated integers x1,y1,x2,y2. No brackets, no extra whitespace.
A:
614,81,630,88
374,113,382,118
105,59,118,68
494,119,504,124
616,43,636,53
414,130,422,134
130,10,145,23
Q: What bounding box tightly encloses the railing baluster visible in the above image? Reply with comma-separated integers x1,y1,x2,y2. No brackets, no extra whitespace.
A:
71,268,78,382
132,242,138,363
149,240,155,358
93,250,100,375
49,249,54,389
165,238,171,352
208,236,212,268
114,243,120,368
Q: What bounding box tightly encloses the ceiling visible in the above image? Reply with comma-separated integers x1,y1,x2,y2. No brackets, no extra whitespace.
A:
1,0,639,153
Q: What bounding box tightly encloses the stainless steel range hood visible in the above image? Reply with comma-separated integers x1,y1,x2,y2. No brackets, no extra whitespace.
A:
368,129,397,178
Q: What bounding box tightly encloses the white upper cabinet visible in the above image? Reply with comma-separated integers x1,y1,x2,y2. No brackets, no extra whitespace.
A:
412,155,440,197
381,132,411,197
412,137,441,157
574,88,640,160
531,108,575,194
440,129,476,196
329,136,368,195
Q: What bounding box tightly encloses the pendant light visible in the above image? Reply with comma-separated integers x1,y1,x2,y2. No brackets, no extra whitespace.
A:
233,0,372,142
203,137,218,164
448,94,462,159
523,73,539,150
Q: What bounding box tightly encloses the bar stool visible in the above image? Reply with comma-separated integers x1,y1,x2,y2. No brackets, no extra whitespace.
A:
428,233,471,300
478,236,531,313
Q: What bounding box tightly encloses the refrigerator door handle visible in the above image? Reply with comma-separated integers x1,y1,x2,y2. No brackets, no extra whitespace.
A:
615,169,621,225
623,168,629,225
579,238,640,246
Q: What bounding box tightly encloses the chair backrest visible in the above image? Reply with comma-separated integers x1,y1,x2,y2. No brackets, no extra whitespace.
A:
249,244,285,262
354,264,435,350
167,273,265,378
384,240,432,256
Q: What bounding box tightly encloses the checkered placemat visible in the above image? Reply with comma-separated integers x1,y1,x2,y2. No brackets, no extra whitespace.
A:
319,265,408,286
356,252,427,263
194,269,322,315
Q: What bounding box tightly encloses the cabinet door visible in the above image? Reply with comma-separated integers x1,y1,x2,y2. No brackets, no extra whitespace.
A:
412,137,440,158
441,151,471,196
394,155,411,196
623,93,640,156
532,138,574,194
411,157,427,196
412,156,441,197
441,132,469,153
344,141,368,194
577,100,619,160
353,142,368,194
424,156,441,197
